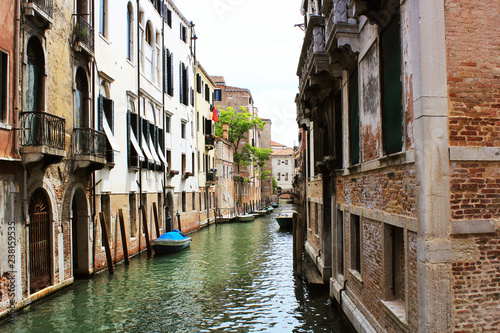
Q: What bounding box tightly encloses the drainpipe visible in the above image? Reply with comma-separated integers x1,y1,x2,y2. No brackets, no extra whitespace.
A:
91,0,96,274
161,0,165,233
137,0,142,252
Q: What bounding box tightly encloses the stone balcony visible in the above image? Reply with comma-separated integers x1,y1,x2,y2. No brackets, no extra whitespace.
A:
24,0,53,29
73,15,94,56
72,128,107,170
20,111,66,166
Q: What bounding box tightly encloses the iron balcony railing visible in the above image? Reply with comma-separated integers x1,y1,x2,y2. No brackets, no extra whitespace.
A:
28,0,53,18
73,15,94,53
205,134,215,147
20,111,65,150
206,172,216,183
73,128,106,158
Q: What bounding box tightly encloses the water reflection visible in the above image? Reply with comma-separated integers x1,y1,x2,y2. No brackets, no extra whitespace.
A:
2,203,354,332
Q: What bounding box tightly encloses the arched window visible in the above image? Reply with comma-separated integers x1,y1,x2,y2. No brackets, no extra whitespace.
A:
145,21,153,46
75,67,88,128
127,2,133,60
26,37,44,112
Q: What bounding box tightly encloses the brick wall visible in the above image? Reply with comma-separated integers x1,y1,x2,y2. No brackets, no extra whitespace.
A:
445,0,500,148
452,233,500,332
337,164,417,218
450,162,499,220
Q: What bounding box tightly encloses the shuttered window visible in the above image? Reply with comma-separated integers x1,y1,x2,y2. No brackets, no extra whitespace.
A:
0,51,7,121
348,69,360,165
380,13,403,155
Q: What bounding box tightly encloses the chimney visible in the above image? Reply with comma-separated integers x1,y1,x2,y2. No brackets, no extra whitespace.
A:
223,123,228,140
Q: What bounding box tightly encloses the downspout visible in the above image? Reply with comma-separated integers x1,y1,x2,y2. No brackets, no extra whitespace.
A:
137,0,142,251
91,0,96,273
14,0,21,301
339,279,348,306
161,0,165,233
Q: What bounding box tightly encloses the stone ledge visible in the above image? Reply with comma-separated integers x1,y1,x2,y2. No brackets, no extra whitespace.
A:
451,219,496,235
449,146,500,161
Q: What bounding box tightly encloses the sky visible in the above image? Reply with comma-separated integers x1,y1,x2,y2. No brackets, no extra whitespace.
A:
175,0,304,147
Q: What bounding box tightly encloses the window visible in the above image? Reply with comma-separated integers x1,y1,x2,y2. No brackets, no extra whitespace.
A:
314,203,319,235
349,69,360,165
0,51,8,122
26,37,44,112
336,210,344,276
285,173,288,181
99,0,107,37
196,74,201,93
165,8,172,28
179,62,188,105
145,23,152,46
181,153,186,173
384,224,405,301
181,122,186,138
75,68,89,128
214,89,222,101
380,13,403,155
285,160,288,165
350,214,361,273
192,192,196,211
127,3,133,60
277,160,281,165
129,193,137,237
205,84,209,102
165,49,174,96
165,115,171,133
166,150,171,172
277,173,281,181
180,24,187,42
98,93,116,163
101,193,111,244
181,191,186,212
192,152,195,174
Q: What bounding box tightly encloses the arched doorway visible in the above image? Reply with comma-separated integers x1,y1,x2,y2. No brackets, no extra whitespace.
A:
72,188,90,276
29,188,52,294
165,191,174,231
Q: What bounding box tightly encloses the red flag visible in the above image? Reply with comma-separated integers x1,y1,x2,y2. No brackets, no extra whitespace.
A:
212,106,219,122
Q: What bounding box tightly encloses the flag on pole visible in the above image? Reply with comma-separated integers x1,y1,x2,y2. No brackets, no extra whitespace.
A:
212,106,219,122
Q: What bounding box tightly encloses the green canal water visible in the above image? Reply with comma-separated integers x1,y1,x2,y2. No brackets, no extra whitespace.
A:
2,204,355,332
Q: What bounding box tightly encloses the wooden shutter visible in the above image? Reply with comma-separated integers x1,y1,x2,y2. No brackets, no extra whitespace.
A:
179,62,183,104
185,66,189,105
169,53,174,96
349,69,360,165
164,48,168,92
98,94,104,132
380,14,403,155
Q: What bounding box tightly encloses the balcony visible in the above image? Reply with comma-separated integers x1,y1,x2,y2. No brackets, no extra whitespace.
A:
20,111,66,166
72,128,107,170
24,0,53,29
206,171,216,184
324,0,360,56
73,15,94,56
205,134,215,150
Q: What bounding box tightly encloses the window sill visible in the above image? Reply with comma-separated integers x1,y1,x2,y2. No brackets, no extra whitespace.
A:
126,58,136,68
99,33,110,45
380,299,409,332
0,122,12,130
348,268,363,286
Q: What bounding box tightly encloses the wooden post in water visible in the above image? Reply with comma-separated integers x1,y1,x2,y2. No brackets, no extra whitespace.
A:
140,205,152,257
293,211,303,276
153,202,160,238
99,212,114,275
118,209,130,265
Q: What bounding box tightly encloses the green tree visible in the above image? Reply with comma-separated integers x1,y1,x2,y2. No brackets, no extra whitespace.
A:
215,106,266,172
240,143,273,179
272,177,278,193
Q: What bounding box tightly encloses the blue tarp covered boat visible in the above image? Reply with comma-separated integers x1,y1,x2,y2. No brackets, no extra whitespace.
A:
151,229,192,254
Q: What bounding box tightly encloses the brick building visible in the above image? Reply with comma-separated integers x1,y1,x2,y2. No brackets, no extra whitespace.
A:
296,0,499,332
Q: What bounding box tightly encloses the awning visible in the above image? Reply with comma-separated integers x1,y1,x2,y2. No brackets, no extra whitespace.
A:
157,145,168,164
129,128,145,160
102,115,121,152
141,134,153,160
149,136,161,164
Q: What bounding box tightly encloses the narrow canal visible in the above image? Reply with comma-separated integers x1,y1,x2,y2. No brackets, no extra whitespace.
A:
2,203,354,332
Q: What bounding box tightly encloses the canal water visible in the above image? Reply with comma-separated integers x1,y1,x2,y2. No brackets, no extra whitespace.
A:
2,203,355,332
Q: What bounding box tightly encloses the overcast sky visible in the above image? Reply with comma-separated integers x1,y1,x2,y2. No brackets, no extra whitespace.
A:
175,0,304,147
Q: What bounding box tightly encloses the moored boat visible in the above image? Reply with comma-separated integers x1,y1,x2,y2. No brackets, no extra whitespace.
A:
276,210,296,229
254,210,267,216
151,229,192,254
238,214,255,222
271,203,279,208
267,206,274,212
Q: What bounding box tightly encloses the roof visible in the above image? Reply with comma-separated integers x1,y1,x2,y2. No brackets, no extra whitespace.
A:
210,76,225,85
271,141,286,147
272,148,295,156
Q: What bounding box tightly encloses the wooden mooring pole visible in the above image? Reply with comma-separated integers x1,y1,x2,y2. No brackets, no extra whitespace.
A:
140,205,152,257
153,202,161,238
99,212,114,275
118,209,130,265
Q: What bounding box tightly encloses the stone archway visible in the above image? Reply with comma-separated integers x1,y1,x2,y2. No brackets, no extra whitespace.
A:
165,191,174,231
71,187,90,276
29,188,52,294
